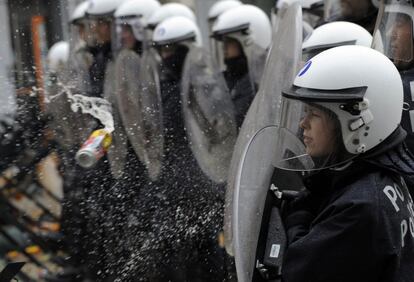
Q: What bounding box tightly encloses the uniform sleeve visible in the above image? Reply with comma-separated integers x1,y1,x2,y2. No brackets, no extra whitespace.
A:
282,199,386,282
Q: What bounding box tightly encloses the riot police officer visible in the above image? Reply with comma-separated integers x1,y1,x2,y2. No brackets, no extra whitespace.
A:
212,4,272,128
275,45,414,282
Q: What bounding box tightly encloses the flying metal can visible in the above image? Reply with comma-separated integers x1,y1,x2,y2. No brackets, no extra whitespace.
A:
75,129,112,168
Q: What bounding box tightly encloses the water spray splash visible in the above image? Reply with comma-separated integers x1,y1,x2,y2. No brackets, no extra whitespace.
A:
69,93,114,133
47,80,114,133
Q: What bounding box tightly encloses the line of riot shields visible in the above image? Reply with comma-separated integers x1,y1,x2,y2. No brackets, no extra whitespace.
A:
3,0,413,281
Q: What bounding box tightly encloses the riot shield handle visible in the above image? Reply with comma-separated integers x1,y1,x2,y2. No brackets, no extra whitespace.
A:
270,184,299,201
255,205,286,281
254,184,299,281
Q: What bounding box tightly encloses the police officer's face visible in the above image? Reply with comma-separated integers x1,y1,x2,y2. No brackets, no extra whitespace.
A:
96,20,111,44
223,37,242,59
300,105,336,157
389,14,413,69
121,25,136,50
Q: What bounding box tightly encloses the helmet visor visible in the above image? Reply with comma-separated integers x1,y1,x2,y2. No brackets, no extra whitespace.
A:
273,97,354,171
372,6,414,64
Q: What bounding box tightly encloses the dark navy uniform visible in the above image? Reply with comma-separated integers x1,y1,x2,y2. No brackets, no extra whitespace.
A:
282,127,414,282
223,55,256,129
88,42,113,98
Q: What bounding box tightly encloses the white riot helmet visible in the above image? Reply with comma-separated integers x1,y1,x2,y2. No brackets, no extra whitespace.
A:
274,46,403,171
372,0,414,70
47,41,70,73
115,0,160,21
207,0,242,67
302,21,373,61
212,4,271,50
86,0,126,18
147,3,196,30
153,16,202,48
70,1,90,25
114,0,160,51
208,0,242,24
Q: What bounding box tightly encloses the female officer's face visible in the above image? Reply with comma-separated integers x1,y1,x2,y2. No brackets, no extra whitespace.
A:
299,105,337,158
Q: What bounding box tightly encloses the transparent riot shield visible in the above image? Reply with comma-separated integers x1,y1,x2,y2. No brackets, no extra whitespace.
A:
134,48,164,181
113,49,143,177
46,46,97,152
224,3,303,274
104,60,129,179
245,44,269,91
181,46,238,184
233,126,279,281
